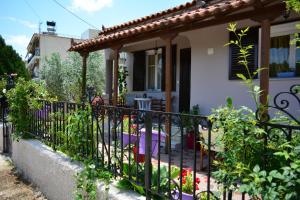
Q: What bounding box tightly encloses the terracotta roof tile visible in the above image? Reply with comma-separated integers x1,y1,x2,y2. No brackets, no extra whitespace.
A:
70,0,257,52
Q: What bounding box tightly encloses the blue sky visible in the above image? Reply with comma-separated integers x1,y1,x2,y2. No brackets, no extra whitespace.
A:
0,0,188,59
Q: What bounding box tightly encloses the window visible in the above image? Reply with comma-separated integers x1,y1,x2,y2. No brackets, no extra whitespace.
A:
229,23,300,80
269,34,300,78
146,49,162,91
132,45,176,92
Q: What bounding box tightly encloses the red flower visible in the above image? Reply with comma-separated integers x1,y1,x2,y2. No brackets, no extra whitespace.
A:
182,168,192,177
196,184,199,190
196,177,200,184
182,169,187,177
182,177,186,184
131,124,137,129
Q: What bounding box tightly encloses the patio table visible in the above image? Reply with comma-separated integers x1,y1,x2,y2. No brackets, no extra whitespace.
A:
138,128,166,158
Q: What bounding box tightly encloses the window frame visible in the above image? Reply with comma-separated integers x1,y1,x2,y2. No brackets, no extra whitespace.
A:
258,21,300,79
145,49,162,91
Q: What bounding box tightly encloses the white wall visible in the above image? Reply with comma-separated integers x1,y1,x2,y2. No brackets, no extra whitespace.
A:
182,20,300,115
40,35,72,61
11,139,144,200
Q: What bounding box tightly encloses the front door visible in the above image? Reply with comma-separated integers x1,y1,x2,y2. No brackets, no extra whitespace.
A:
179,48,191,113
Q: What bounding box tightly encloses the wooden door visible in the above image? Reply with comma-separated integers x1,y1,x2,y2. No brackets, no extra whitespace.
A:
179,48,191,113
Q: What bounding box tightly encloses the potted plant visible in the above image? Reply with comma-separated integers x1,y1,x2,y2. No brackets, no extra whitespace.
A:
183,105,201,150
277,61,296,78
172,168,200,200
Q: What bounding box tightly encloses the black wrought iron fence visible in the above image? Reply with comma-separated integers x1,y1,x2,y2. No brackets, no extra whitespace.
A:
3,84,299,199
1,96,10,154
0,74,15,154
28,100,215,199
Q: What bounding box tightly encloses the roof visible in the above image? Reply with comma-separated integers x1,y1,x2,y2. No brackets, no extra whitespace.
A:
69,0,280,52
100,0,201,35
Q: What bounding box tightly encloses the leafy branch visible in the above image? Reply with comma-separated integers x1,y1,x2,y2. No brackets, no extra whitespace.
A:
226,23,262,108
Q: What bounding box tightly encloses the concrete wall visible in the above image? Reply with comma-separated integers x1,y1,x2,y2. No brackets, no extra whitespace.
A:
40,35,76,61
12,139,80,200
8,138,143,200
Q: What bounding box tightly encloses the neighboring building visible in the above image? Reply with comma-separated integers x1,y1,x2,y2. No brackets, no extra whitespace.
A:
70,0,300,116
26,21,99,78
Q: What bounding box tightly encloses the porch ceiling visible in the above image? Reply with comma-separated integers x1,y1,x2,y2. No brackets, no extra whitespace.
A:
69,0,286,53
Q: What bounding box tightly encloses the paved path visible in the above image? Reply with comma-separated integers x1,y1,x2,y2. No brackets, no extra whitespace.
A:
0,154,47,200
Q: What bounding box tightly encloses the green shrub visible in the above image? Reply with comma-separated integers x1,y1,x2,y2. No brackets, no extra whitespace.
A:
6,78,51,139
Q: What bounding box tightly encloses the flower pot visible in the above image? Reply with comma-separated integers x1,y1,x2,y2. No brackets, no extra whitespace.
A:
172,190,194,200
186,132,195,149
186,131,200,150
133,146,144,163
277,72,295,78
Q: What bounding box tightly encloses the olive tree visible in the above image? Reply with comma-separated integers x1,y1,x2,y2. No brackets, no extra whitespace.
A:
40,51,105,102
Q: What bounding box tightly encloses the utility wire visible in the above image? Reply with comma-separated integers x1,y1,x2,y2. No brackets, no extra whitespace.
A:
23,0,42,21
50,0,99,30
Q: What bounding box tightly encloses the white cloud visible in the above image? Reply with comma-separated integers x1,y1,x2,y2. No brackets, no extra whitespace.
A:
70,0,112,13
5,35,31,58
0,17,38,30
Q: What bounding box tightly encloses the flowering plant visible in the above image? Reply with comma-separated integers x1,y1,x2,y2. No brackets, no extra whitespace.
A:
181,168,200,194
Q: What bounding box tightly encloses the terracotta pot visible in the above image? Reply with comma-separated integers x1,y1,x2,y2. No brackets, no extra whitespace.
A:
186,131,200,150
133,146,144,163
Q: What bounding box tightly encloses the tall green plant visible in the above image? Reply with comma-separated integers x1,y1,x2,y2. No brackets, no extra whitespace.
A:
226,23,262,108
59,106,96,160
210,23,300,199
6,78,51,139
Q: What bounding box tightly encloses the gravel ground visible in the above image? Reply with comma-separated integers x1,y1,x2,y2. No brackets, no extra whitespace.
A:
0,154,47,200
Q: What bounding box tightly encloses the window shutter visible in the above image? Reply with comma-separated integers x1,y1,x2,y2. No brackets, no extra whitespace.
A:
161,45,177,91
133,51,146,91
229,27,259,80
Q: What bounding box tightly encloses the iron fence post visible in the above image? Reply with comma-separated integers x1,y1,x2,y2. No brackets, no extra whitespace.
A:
144,111,152,200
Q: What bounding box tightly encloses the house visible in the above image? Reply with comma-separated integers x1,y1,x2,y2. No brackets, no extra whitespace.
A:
70,0,300,115
26,21,98,78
